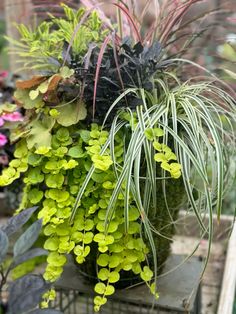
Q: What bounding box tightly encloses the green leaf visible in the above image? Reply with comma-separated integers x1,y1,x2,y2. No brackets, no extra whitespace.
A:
140,266,153,282
154,153,167,162
153,141,162,151
108,271,120,283
27,116,55,149
29,89,39,100
47,252,67,267
55,128,70,142
14,89,44,109
35,146,51,155
94,282,106,294
44,237,59,251
108,243,123,253
132,262,142,274
79,130,90,143
59,66,74,78
94,296,107,306
28,189,44,204
26,168,44,184
13,220,42,257
14,139,28,158
48,189,69,203
28,153,43,166
92,155,113,171
108,254,121,268
97,268,109,281
144,128,154,141
56,101,87,126
67,146,84,158
153,127,164,137
97,254,109,267
45,173,64,188
104,285,115,296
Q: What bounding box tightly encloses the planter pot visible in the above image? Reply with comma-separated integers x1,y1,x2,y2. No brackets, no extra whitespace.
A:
79,178,185,289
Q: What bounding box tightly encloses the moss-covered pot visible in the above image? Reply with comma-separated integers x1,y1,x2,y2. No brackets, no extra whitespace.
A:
79,178,185,288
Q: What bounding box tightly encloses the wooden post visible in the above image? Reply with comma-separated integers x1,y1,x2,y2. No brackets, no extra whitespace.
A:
4,0,33,73
217,223,236,314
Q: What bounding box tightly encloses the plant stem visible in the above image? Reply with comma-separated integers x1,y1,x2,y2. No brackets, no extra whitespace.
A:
117,1,123,39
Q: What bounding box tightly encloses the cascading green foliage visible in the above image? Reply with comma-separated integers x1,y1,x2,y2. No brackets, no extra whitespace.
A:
0,65,181,311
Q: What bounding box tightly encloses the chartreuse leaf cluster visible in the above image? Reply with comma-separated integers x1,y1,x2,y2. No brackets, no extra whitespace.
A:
6,4,107,72
0,115,180,311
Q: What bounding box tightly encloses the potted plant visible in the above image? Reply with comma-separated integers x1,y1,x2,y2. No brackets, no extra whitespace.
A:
0,2,235,312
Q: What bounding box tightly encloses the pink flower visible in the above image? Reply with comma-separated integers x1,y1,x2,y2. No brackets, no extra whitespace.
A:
228,17,236,23
0,133,8,147
0,71,8,79
0,117,4,127
2,112,24,122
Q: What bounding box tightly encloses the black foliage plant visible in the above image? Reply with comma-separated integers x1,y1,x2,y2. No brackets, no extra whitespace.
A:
69,39,169,123
0,207,62,314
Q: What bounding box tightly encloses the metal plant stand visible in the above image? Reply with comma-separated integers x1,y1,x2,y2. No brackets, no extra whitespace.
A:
53,255,202,314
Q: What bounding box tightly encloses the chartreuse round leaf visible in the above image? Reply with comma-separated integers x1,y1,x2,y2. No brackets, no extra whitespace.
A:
94,296,107,306
28,153,43,166
97,268,109,281
26,167,44,184
56,128,70,142
68,146,84,158
44,237,59,251
97,254,109,267
56,101,87,127
35,146,51,155
14,139,28,158
108,254,122,268
150,282,159,299
60,66,74,78
46,173,64,188
58,240,75,253
104,285,115,296
28,188,43,204
43,264,63,282
108,243,123,253
48,189,69,202
132,262,142,274
91,155,113,171
140,266,154,282
128,207,140,221
47,252,67,267
96,221,118,233
108,271,120,283
94,282,106,295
